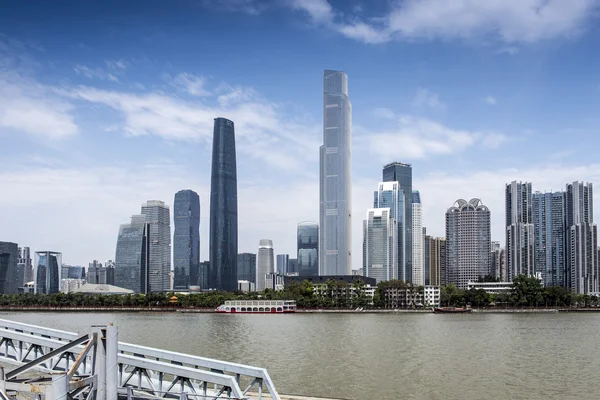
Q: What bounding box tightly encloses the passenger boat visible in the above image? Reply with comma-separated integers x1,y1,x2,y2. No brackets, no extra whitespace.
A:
434,306,472,313
215,300,297,314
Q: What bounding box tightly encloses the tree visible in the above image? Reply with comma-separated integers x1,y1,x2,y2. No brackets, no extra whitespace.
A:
511,275,543,306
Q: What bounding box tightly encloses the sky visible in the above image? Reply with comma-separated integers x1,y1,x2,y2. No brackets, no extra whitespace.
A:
2,0,600,269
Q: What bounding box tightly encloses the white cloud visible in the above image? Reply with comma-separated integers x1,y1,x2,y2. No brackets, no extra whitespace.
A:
105,59,127,70
412,88,446,110
74,64,120,82
496,46,520,55
288,0,599,44
205,0,268,15
484,95,497,105
361,114,506,159
169,73,211,96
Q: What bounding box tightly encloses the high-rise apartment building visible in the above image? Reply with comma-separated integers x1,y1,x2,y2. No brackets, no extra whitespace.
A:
506,181,535,280
565,182,598,294
141,200,171,292
0,242,19,294
425,236,446,286
34,251,62,294
532,191,567,287
276,254,289,274
115,215,150,293
382,162,412,282
412,191,424,286
319,70,352,276
256,240,274,291
297,222,318,276
373,181,404,281
363,208,397,283
237,253,257,284
446,199,491,289
490,241,506,281
209,117,238,291
173,189,200,290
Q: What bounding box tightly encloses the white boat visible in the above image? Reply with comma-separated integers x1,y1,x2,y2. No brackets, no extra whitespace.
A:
215,300,296,314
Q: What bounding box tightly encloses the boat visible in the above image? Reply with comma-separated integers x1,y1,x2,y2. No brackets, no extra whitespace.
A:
434,306,472,313
215,300,296,314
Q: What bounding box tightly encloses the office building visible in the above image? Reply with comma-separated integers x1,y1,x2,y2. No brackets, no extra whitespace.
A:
61,265,85,280
490,241,506,281
238,280,255,293
0,242,19,294
533,192,566,287
209,117,238,291
446,199,492,289
115,214,150,293
288,258,298,274
506,181,535,280
265,273,285,291
34,251,62,294
88,260,115,285
382,162,413,282
363,208,397,283
373,181,403,280
237,253,256,284
565,182,598,294
18,247,33,285
425,236,446,286
173,189,201,290
319,69,352,276
256,240,274,291
276,254,289,274
141,201,171,292
297,222,318,276
412,191,424,285
198,261,210,290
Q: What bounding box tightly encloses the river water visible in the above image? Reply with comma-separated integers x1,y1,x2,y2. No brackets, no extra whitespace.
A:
1,312,598,400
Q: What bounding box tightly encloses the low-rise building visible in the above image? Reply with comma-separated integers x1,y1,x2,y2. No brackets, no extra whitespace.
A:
379,283,440,308
60,279,86,293
467,281,512,295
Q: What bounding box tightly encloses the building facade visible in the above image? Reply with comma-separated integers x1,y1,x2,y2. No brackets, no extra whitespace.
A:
297,222,318,276
319,70,352,276
566,182,598,294
363,208,397,283
17,246,33,286
532,191,567,287
209,117,238,291
412,191,424,285
425,236,446,286
141,200,171,292
198,261,210,290
288,258,298,274
490,241,506,281
382,162,412,282
88,260,115,285
34,251,62,294
115,215,150,294
446,199,492,289
506,181,535,280
173,189,200,290
237,253,257,284
0,242,19,294
276,254,289,274
256,239,274,292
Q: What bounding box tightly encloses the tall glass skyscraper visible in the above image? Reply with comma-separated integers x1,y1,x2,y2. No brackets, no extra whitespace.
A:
141,201,171,292
115,215,150,293
533,191,566,287
412,191,424,286
505,181,535,280
34,251,62,294
0,242,19,294
173,190,200,290
237,253,257,284
297,222,318,276
319,69,352,276
209,117,238,291
256,239,274,291
382,162,412,283
276,254,289,274
363,208,397,283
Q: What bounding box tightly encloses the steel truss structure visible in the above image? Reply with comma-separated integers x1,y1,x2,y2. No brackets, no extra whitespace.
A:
0,319,279,400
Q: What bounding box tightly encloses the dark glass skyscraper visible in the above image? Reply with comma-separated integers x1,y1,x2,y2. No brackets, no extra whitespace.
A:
115,215,150,293
173,190,200,290
209,117,238,291
237,253,257,283
382,162,413,283
298,222,318,276
0,242,19,294
34,251,62,294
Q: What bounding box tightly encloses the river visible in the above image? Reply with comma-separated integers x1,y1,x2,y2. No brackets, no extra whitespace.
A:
1,312,598,400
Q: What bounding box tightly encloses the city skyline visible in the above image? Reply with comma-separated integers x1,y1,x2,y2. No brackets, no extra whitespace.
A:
3,1,600,268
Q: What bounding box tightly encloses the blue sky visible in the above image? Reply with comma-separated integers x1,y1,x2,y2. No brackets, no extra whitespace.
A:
1,0,600,268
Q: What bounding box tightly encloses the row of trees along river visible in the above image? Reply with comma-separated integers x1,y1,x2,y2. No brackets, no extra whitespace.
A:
0,276,596,309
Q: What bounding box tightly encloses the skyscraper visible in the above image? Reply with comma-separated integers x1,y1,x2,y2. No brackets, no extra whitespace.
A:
363,208,397,283
506,181,535,280
533,191,566,287
209,117,238,291
276,254,289,274
490,241,506,281
425,236,446,286
173,189,200,290
446,199,492,289
297,222,318,276
141,200,171,292
0,242,19,294
34,251,62,294
256,240,274,291
18,247,32,285
237,253,257,283
319,69,352,276
565,182,598,294
373,180,405,281
412,190,424,286
382,162,412,282
115,215,150,293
